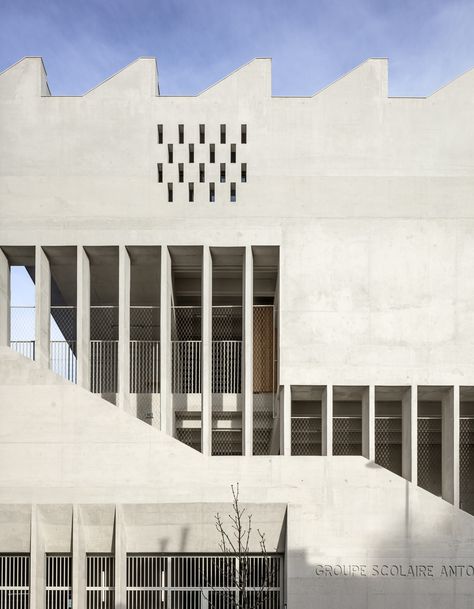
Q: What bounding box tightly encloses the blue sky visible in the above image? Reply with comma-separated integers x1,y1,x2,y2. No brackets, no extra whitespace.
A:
1,0,474,97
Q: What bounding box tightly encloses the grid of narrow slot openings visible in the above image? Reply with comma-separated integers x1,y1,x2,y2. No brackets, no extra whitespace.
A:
158,124,247,202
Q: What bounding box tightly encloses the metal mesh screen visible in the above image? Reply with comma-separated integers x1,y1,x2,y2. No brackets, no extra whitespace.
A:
86,554,115,609
10,306,35,360
0,554,29,609
417,417,442,496
291,417,322,456
253,397,274,456
253,306,275,455
212,307,242,393
175,419,202,452
333,417,362,456
130,307,160,393
460,417,474,515
172,307,202,393
90,306,118,394
375,417,402,475
212,413,242,455
45,554,72,609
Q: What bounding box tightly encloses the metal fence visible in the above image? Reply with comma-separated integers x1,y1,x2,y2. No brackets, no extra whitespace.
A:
460,416,474,515
291,417,322,456
374,417,402,476
86,554,115,609
90,340,118,394
0,554,29,609
45,554,72,609
10,306,35,360
126,554,282,609
417,417,442,497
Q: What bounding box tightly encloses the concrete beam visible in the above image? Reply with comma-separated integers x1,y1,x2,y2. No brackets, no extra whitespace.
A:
76,247,90,390
114,505,126,609
34,246,50,368
322,385,333,456
362,385,375,460
72,505,86,609
442,386,460,506
117,246,131,410
201,246,212,455
0,248,10,346
402,385,417,484
160,247,172,434
243,245,253,455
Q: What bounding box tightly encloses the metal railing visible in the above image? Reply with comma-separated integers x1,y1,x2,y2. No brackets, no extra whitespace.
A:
10,305,35,361
130,340,160,393
10,341,35,360
212,340,242,393
45,554,72,609
86,555,115,609
172,340,202,393
50,341,77,383
90,340,118,394
0,554,29,609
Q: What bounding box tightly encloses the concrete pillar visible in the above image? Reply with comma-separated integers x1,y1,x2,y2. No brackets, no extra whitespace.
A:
442,385,460,506
362,385,375,460
402,385,417,484
322,385,333,456
160,246,172,434
201,246,212,455
34,246,51,368
72,505,86,609
118,246,131,410
0,249,10,346
77,247,91,389
243,246,253,455
280,385,291,455
114,505,127,609
30,504,45,609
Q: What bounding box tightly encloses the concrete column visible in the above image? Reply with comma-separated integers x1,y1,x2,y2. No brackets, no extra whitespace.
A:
118,246,131,410
0,249,10,346
322,385,333,456
243,246,253,456
402,385,417,484
160,246,172,434
76,247,91,390
201,246,212,455
114,505,127,609
362,385,375,460
280,385,291,455
72,505,86,609
30,504,45,609
442,385,460,506
34,246,51,367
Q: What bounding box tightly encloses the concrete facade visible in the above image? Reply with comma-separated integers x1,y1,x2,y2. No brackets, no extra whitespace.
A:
1,56,474,608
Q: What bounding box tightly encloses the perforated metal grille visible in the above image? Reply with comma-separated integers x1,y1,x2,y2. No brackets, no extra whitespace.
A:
417,417,442,496
375,417,402,475
45,554,72,609
460,417,474,515
0,554,29,609
291,417,322,456
253,397,274,456
176,422,202,452
86,554,115,609
333,417,362,455
212,412,242,455
212,306,242,394
90,306,118,341
130,306,160,341
172,307,202,394
10,306,35,360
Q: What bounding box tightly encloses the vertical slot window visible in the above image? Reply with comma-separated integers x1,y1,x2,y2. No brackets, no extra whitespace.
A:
178,163,184,183
168,183,173,203
178,124,184,144
220,163,226,183
199,124,205,144
220,124,226,144
241,163,247,183
167,144,173,163
209,144,215,163
230,182,236,202
188,182,194,203
189,143,194,163
230,144,236,163
157,124,163,144
241,124,247,144
199,163,205,183
157,163,163,183
209,182,215,203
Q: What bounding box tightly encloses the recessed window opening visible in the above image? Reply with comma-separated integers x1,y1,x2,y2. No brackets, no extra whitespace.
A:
241,163,247,183
188,182,194,202
157,124,163,144
157,163,163,183
220,124,226,144
220,163,226,183
210,144,215,163
230,182,236,202
189,143,194,163
178,124,184,144
178,163,184,183
199,124,205,144
230,144,236,163
168,183,173,203
241,124,247,144
167,144,173,163
209,182,215,203
199,163,205,183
